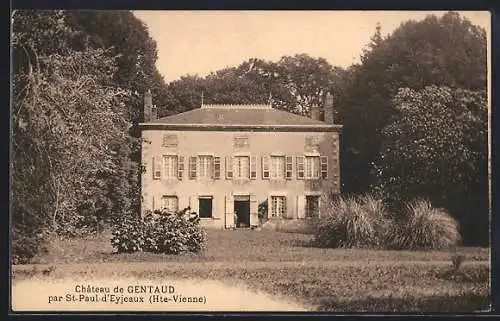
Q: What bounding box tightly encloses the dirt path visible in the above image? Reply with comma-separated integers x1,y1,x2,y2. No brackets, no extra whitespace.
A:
11,276,310,312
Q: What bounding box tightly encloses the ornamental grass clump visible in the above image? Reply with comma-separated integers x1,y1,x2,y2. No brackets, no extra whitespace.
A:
312,194,394,248
392,199,461,250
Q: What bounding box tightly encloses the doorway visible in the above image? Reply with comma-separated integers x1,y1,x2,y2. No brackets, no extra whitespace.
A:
234,196,250,228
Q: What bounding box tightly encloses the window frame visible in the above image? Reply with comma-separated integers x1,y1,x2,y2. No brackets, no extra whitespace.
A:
270,195,287,218
163,155,178,179
270,156,286,179
234,155,250,179
161,195,179,213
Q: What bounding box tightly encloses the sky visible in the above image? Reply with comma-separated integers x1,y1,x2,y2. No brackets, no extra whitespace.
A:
133,10,490,83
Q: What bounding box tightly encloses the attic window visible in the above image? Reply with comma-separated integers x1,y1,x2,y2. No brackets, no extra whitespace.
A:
234,136,249,148
305,135,319,152
162,134,178,147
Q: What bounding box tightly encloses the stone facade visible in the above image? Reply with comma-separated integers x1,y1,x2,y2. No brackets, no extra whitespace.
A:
139,94,342,229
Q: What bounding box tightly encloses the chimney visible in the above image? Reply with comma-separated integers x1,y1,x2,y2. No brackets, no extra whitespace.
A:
144,89,152,122
310,105,320,121
324,92,334,124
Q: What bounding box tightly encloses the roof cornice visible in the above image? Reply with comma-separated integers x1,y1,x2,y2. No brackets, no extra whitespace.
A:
139,123,342,132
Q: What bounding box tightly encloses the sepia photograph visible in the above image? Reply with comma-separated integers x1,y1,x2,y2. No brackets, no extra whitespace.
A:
10,9,491,313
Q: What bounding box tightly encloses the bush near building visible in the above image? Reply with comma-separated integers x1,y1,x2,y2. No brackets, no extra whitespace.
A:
111,208,207,254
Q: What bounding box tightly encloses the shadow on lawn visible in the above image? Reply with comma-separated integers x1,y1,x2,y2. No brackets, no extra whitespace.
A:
316,293,491,312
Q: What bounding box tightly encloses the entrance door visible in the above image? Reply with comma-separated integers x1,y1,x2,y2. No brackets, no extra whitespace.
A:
234,196,250,228
199,197,213,218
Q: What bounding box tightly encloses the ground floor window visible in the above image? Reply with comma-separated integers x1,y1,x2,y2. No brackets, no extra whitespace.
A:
305,195,320,218
162,195,178,213
271,196,286,218
199,197,213,218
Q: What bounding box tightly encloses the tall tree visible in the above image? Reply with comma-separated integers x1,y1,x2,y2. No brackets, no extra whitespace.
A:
374,86,488,245
337,12,487,195
162,54,346,121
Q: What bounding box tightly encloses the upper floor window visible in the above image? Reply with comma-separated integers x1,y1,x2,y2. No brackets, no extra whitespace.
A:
234,156,250,179
198,155,213,178
163,155,178,178
305,156,320,179
162,134,178,147
270,156,285,179
297,155,328,179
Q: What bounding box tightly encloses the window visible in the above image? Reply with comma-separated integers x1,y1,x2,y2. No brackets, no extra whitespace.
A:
162,196,178,213
199,197,213,218
198,155,213,178
234,156,250,179
234,136,249,148
270,156,285,179
271,196,286,218
305,156,320,179
163,155,178,178
162,134,178,147
305,196,320,218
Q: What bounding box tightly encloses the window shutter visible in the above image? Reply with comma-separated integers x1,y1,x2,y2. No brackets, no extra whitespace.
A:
262,156,270,179
178,156,184,180
320,156,328,179
250,156,257,179
296,156,305,179
152,156,161,180
213,156,221,179
297,195,306,219
285,156,293,179
250,195,258,226
225,194,235,229
189,156,197,179
225,156,233,179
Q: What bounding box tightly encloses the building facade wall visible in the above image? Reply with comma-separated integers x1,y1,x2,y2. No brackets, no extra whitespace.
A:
141,129,340,229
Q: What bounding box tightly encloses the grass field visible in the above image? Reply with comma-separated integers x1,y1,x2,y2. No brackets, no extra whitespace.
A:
12,229,491,312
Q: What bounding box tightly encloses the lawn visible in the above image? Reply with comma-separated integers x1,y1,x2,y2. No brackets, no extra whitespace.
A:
12,229,491,312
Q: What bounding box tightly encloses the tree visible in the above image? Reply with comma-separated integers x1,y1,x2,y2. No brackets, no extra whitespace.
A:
337,12,487,195
374,86,488,245
162,54,346,121
11,10,158,262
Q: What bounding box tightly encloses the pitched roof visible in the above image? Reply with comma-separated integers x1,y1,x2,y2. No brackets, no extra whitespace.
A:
140,104,340,130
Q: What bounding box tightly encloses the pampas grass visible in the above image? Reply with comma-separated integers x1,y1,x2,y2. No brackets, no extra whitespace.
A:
312,194,394,248
392,199,461,250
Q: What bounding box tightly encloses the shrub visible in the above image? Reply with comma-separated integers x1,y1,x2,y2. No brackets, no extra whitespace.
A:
12,227,48,265
312,194,394,248
111,208,207,254
451,254,466,270
392,199,461,250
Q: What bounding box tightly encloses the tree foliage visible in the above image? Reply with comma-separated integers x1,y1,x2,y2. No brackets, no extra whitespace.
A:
374,86,488,245
338,12,487,195
11,10,168,262
160,54,346,120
